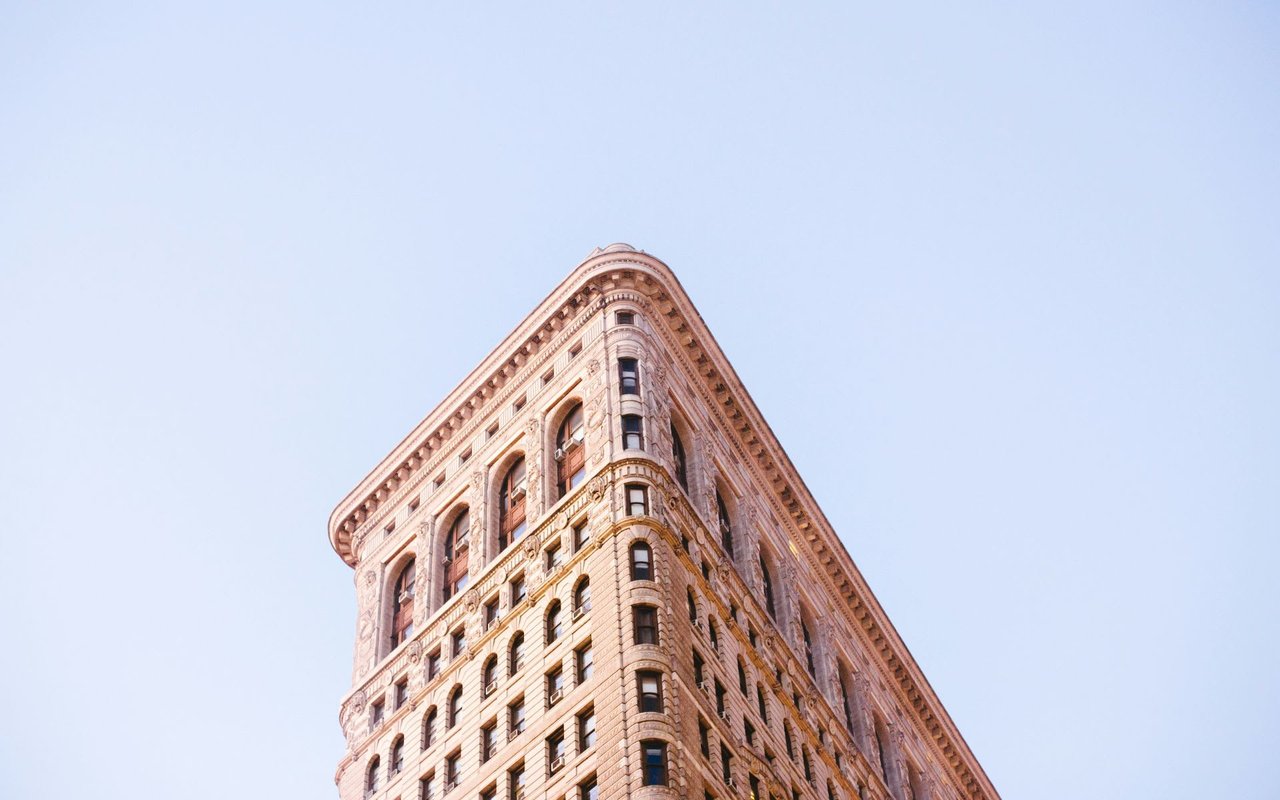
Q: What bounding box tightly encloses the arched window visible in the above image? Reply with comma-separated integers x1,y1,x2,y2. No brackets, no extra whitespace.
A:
574,577,591,614
838,660,857,735
760,554,776,620
737,658,748,694
390,735,405,774
508,631,525,675
629,541,653,581
873,715,891,780
687,589,698,623
498,457,527,551
365,755,381,793
671,423,688,491
555,402,586,498
708,618,719,651
483,655,499,696
546,600,563,644
717,490,733,557
447,684,462,729
442,509,470,602
390,558,416,650
422,706,437,750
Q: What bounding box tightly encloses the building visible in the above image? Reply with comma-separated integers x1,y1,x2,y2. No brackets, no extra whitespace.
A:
328,245,1000,800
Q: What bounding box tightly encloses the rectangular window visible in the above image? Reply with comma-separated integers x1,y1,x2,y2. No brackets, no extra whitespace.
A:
420,772,435,800
433,473,445,491
542,368,555,386
693,649,705,685
510,574,527,605
622,414,644,450
370,698,385,728
485,597,500,630
545,541,563,571
395,678,408,708
745,719,756,746
616,310,636,326
428,649,441,680
507,763,524,800
481,720,497,763
569,341,582,359
699,718,710,758
637,670,663,713
757,687,768,722
481,786,497,800
451,628,466,659
546,666,565,706
409,497,420,514
547,726,566,775
715,681,726,715
626,483,648,516
633,604,658,645
513,394,527,412
509,697,525,739
579,775,598,800
577,706,596,751
576,641,594,683
486,422,500,440
721,743,733,783
618,357,640,395
445,750,461,789
641,740,667,786
573,519,589,551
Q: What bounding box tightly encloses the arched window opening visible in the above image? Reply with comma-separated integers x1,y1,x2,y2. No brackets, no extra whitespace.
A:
390,735,405,775
422,707,437,750
447,684,463,729
508,631,525,675
760,554,776,620
546,600,563,644
709,618,720,651
555,403,586,499
442,509,470,602
630,541,653,581
573,577,592,616
737,658,748,694
801,615,816,677
498,457,527,551
717,490,734,557
390,558,416,650
838,661,856,735
671,423,688,491
365,755,381,794
483,655,499,696
687,589,698,623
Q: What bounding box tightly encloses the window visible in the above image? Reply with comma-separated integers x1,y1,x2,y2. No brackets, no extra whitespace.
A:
693,649,705,685
545,541,563,571
459,447,472,465
484,597,500,631
577,705,596,751
717,490,733,557
547,726,566,774
481,786,497,800
370,698,385,728
384,521,395,538
699,718,710,758
760,555,777,619
422,707,437,750
483,656,499,696
738,658,748,694
546,665,565,706
569,341,582,359
555,402,586,498
510,574,527,605
391,735,405,774
579,775,598,800
640,740,667,786
745,719,756,746
803,747,813,782
709,619,720,651
395,678,409,709
633,604,658,645
687,589,698,623
509,631,525,675
498,457,528,550
445,750,460,790
626,483,648,516
572,518,589,551
751,776,762,800
873,715,891,780
715,681,726,715
573,577,591,615
391,559,416,649
546,600,563,643
420,772,436,800
749,626,758,648
618,358,640,395
721,743,733,784
671,423,688,490
450,627,466,659
508,697,525,738
366,755,381,795
629,541,653,580
542,367,555,386
481,720,497,763
428,649,441,680
447,685,462,728
433,473,445,491
757,685,769,723
784,721,794,759
513,393,526,412
443,509,471,601
801,617,816,676
507,763,525,800
637,670,663,712
622,414,644,450
486,422,499,440
575,641,594,683
616,310,636,326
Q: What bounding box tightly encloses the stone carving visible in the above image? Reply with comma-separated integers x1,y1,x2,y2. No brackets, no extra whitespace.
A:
464,588,480,614
471,470,483,491
525,415,539,436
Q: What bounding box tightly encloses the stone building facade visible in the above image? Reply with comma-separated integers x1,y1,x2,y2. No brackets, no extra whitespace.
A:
328,245,1000,800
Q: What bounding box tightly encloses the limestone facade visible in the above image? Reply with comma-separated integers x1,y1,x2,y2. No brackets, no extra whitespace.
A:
328,245,1000,800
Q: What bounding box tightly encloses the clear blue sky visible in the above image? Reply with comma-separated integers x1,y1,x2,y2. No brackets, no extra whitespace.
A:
2,4,1277,799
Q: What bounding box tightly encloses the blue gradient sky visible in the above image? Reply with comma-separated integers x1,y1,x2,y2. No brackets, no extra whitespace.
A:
2,4,1277,799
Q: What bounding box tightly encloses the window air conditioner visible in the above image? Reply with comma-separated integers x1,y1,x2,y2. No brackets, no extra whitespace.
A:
513,788,525,800
554,447,566,462
398,590,414,604
571,428,585,444
510,484,527,501
548,688,564,705
571,606,585,621
483,681,496,697
718,708,731,722
549,755,565,773
725,777,738,789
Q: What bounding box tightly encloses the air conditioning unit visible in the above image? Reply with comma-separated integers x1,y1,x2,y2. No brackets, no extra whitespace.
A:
513,788,525,800
571,427,585,444
507,728,521,743
571,606,586,621
554,447,566,462
510,484,527,501
697,679,710,693
444,778,458,791
725,776,738,789
455,537,469,553
483,681,496,697
549,755,566,773
398,589,414,603
548,688,564,705
441,555,452,565
718,708,731,722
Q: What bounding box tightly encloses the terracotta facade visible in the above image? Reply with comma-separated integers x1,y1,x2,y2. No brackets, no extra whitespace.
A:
328,245,1000,800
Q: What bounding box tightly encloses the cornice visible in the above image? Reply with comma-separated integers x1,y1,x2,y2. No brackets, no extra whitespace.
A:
327,246,999,800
